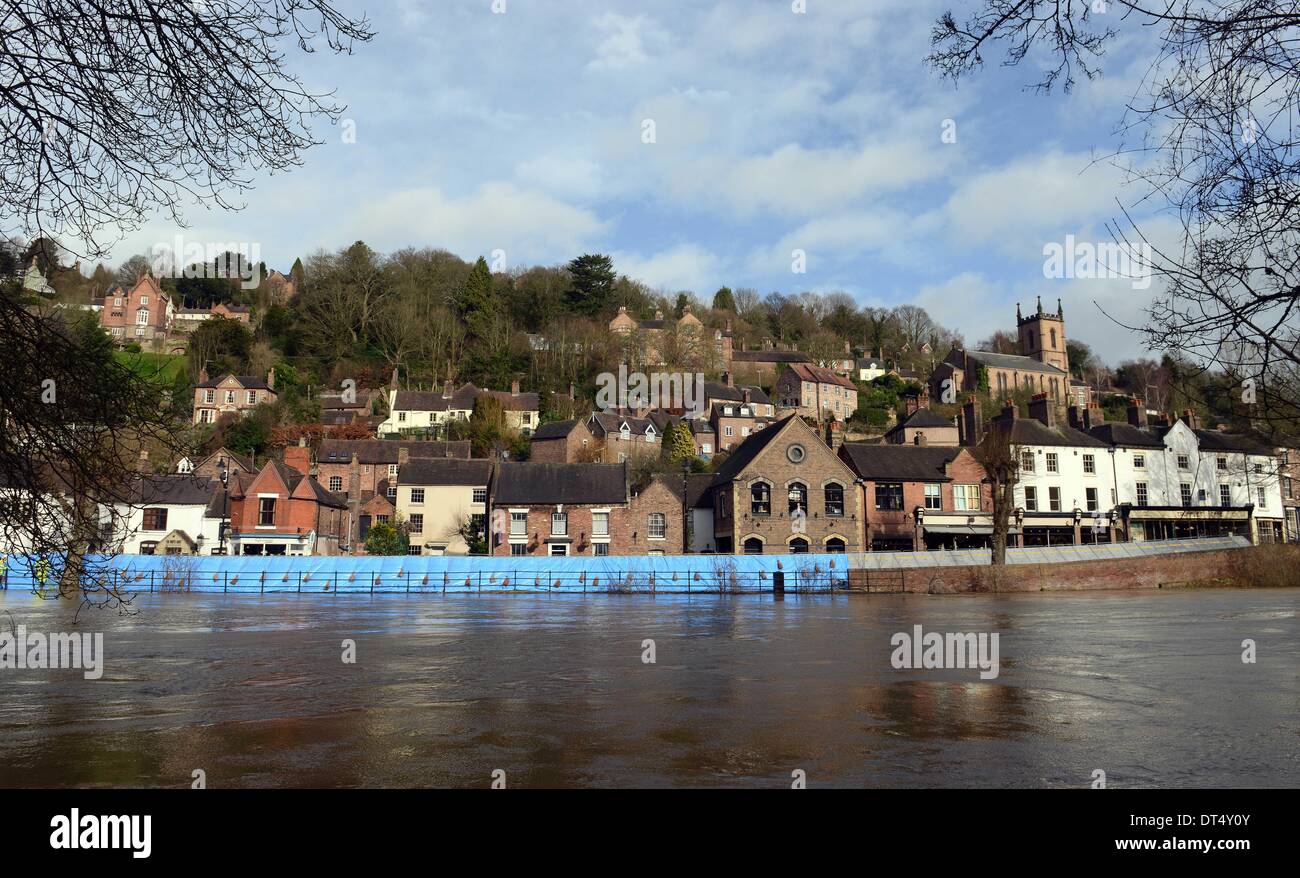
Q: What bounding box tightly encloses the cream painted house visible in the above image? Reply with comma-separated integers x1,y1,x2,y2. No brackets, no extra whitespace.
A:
395,458,494,555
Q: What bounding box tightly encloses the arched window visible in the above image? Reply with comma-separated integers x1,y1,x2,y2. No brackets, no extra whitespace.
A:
743,537,764,554
824,483,844,516
750,482,771,515
825,537,846,553
788,482,807,514
1050,328,1057,348
789,538,809,554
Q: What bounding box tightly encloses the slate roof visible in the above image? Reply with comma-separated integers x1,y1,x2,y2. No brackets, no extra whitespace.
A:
838,444,963,482
965,350,1067,375
399,459,494,486
1085,422,1166,448
1193,429,1272,455
391,383,539,413
783,362,857,389
196,374,273,390
710,415,800,485
996,418,1107,448
704,381,772,405
128,474,219,505
890,408,956,431
318,439,471,464
259,459,348,508
493,463,628,505
532,419,580,440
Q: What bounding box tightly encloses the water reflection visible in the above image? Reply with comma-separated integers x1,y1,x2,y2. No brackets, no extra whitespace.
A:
0,589,1295,788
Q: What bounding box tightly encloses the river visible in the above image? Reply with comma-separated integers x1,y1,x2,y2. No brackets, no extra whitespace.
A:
0,588,1295,788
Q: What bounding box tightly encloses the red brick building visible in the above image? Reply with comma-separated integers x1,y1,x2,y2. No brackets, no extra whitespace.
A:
490,463,629,557
99,274,173,344
225,452,347,555
528,419,598,463
837,444,992,551
192,370,277,425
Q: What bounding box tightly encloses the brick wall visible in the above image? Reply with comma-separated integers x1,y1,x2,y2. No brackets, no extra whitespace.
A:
628,477,685,554
492,505,632,556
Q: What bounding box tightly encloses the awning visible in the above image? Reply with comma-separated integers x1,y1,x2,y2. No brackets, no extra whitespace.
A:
925,525,1019,536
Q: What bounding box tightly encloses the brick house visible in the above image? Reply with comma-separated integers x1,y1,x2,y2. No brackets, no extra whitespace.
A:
528,418,599,463
182,447,257,482
838,444,992,551
490,463,629,557
1280,447,1300,541
585,412,674,463
193,370,277,425
709,401,777,453
99,274,173,344
224,451,347,556
774,363,858,422
627,475,691,555
705,415,861,554
210,302,251,323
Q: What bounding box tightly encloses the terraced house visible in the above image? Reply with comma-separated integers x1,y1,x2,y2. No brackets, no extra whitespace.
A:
379,381,540,437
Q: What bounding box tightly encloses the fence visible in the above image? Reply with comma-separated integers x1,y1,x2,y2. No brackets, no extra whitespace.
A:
0,536,1253,595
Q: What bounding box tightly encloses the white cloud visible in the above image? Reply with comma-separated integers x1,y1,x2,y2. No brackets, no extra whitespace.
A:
586,14,664,72
611,243,722,293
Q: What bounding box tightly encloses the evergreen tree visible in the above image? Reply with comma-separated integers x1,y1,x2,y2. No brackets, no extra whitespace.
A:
663,421,698,462
673,292,689,319
712,286,736,312
457,256,497,336
565,254,616,317
365,520,409,555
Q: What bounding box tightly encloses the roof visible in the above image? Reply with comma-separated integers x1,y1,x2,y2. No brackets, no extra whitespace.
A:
890,408,956,431
196,374,273,390
259,459,347,508
839,444,964,482
1085,422,1165,448
531,419,580,440
1192,429,1272,455
399,458,494,486
643,472,715,508
783,363,857,389
587,412,671,436
128,474,218,506
965,350,1068,375
710,415,800,485
996,417,1107,448
704,381,772,405
391,383,539,413
318,439,471,464
732,350,813,364
493,463,628,505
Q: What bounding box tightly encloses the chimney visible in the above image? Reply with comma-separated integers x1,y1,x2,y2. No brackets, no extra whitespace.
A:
1084,402,1102,430
1127,399,1148,428
961,395,982,446
617,305,627,315
905,393,920,416
283,438,311,475
829,421,844,450
742,388,752,405
724,371,734,388
511,380,520,397
914,433,928,446
397,446,410,467
442,380,452,399
198,367,209,385
1184,408,1200,430
347,452,361,547
267,368,276,391
1067,404,1084,431
136,449,150,473
1001,399,1018,422
726,319,733,333
1028,392,1055,428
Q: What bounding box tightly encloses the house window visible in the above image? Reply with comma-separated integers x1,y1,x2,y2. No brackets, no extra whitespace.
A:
410,488,425,504
136,309,149,325
246,391,256,405
1083,454,1095,474
1046,453,1059,474
551,512,567,536
510,543,527,556
387,486,397,501
1219,484,1231,506
953,484,980,511
1049,486,1061,511
388,465,399,478
1217,456,1227,471
199,409,213,424
258,497,276,526
1136,483,1148,506
743,537,763,554
594,543,609,556
1086,487,1098,512
1258,486,1267,507
592,512,609,537
1178,454,1190,470
825,537,845,553
701,443,712,454
225,390,235,404
648,513,666,539
204,389,215,404
142,508,168,531
875,483,903,511
1024,487,1038,511
724,426,734,438
510,512,527,536
472,488,487,504
398,412,407,423
409,514,423,534
1134,454,1146,469
788,482,807,514
1021,452,1035,473
408,546,423,556
1180,483,1192,507
789,538,809,554
751,482,771,515
328,476,343,492
1254,462,1263,475
549,543,568,557
824,483,844,516
924,483,941,510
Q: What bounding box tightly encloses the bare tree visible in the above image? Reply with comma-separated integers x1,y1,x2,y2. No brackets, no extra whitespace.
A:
971,426,1022,565
1,0,373,254
928,1,1300,444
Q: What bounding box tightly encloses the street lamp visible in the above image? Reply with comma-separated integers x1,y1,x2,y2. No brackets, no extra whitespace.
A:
1072,507,1083,526
217,457,230,556
681,457,691,554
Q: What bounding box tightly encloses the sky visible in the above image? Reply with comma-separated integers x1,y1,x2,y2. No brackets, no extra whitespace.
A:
98,0,1178,365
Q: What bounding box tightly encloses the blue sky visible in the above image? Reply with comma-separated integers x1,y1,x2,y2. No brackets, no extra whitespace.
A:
104,0,1173,363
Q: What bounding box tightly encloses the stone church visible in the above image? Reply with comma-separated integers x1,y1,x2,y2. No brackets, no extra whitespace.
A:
929,297,1072,404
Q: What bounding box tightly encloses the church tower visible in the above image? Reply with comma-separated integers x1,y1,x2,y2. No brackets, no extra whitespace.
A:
1016,296,1069,374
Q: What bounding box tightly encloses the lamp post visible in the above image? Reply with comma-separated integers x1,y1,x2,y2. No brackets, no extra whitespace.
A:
681,457,691,554
216,457,230,556
1072,506,1083,546
1014,506,1025,548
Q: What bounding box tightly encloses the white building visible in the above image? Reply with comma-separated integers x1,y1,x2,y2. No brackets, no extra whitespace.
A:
111,474,225,555
379,381,540,437
395,459,494,555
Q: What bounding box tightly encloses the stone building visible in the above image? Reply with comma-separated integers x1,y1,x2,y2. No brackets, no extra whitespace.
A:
930,297,1071,404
